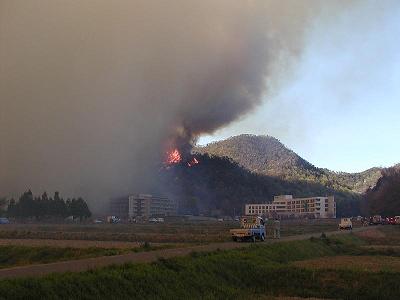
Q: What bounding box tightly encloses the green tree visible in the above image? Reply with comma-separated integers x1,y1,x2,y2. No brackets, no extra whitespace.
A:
67,198,91,220
6,190,91,220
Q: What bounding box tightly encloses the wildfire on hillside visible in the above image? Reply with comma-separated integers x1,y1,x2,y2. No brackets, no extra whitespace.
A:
166,148,182,164
164,148,199,168
187,157,199,167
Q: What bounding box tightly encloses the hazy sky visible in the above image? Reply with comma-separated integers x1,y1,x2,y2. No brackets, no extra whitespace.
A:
199,0,400,173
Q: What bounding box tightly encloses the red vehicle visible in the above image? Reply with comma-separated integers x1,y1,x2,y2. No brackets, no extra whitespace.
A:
388,217,397,225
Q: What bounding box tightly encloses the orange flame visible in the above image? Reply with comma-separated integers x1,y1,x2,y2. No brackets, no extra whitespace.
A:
166,148,182,164
187,157,199,167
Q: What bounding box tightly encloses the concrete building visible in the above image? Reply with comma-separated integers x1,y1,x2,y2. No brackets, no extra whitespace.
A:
128,194,176,219
245,195,336,219
110,197,129,219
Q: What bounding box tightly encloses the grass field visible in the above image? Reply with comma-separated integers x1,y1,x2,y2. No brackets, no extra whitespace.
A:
293,255,400,272
0,246,123,268
0,226,399,299
0,219,341,243
0,242,173,269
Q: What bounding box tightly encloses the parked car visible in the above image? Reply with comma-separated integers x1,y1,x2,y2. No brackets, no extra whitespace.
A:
369,215,382,225
381,217,389,225
0,218,9,224
106,216,120,223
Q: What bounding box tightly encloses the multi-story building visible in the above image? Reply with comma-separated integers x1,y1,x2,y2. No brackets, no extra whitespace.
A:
245,195,336,219
128,194,176,219
110,197,129,219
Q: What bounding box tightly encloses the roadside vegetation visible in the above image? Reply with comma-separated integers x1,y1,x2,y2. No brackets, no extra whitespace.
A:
0,228,399,299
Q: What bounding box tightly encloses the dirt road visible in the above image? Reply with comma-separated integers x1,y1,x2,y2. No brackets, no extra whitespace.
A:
0,227,367,279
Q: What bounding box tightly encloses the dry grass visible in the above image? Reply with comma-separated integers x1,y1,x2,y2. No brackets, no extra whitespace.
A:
253,296,330,300
0,219,341,244
355,227,386,239
293,255,400,272
0,223,233,243
361,245,400,250
355,226,400,246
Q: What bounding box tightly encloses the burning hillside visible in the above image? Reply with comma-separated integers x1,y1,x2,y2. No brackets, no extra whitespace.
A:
163,126,201,168
164,148,199,168
166,149,182,165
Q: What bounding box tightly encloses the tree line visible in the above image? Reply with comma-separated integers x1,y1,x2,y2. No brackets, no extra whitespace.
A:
4,190,91,220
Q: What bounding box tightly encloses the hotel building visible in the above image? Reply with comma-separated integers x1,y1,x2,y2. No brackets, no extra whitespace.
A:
245,195,336,219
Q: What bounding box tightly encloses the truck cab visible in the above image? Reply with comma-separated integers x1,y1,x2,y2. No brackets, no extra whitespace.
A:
230,216,266,242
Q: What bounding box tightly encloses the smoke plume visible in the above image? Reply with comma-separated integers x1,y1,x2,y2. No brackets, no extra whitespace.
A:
0,1,346,210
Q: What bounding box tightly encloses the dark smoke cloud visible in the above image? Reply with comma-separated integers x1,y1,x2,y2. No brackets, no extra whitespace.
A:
0,0,346,210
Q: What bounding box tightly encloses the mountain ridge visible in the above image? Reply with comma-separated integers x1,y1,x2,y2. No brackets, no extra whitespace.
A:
195,134,388,194
159,153,361,217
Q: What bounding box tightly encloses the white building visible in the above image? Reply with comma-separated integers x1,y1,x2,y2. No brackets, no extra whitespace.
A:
128,194,176,218
245,195,336,219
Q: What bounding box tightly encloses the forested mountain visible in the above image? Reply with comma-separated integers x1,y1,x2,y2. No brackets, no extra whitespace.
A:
364,167,400,216
158,154,360,217
195,134,384,194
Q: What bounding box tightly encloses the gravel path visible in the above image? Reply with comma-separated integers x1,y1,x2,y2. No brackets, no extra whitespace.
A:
0,227,368,279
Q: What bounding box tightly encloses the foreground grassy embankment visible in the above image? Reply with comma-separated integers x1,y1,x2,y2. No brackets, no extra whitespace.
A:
0,231,400,299
0,242,167,269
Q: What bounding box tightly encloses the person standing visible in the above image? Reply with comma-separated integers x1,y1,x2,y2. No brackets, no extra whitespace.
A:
273,219,281,239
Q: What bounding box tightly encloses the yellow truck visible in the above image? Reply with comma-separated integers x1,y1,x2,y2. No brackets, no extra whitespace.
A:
339,217,352,230
230,216,266,242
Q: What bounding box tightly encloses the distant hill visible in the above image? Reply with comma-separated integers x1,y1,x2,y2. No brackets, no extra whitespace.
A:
157,134,397,217
195,134,384,195
158,153,361,217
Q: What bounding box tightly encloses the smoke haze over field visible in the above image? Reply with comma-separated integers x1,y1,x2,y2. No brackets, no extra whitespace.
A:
0,1,353,210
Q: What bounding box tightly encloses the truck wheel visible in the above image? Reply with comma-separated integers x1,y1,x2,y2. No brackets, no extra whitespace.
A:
260,234,265,242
